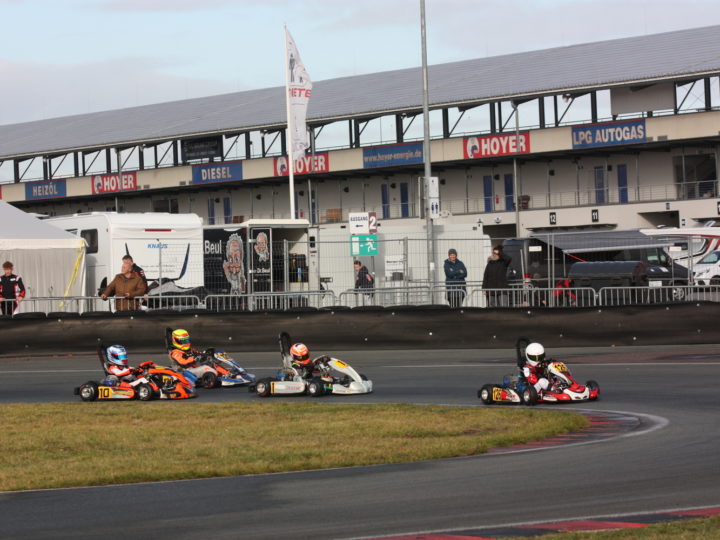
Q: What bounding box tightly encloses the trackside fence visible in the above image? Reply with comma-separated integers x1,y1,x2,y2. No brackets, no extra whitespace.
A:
2,286,719,317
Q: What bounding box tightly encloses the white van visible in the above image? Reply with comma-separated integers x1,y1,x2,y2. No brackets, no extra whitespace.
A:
693,250,720,285
45,212,204,296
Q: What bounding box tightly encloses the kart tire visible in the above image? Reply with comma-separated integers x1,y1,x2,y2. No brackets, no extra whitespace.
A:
307,378,326,397
136,383,154,401
79,382,98,402
586,380,600,400
201,372,218,389
255,378,273,398
522,386,538,406
478,384,495,404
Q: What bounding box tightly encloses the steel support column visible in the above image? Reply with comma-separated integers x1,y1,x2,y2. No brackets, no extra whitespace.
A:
172,141,179,166
489,102,496,133
705,77,712,110
396,114,404,143
591,91,598,123
442,108,450,138
13,160,20,183
245,133,252,159
281,130,287,156
353,119,360,148
538,97,546,129
554,95,559,126
138,146,144,170
73,152,79,178
43,157,49,180
105,148,112,173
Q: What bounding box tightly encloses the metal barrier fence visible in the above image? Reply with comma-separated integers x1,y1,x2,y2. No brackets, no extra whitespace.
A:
2,285,719,317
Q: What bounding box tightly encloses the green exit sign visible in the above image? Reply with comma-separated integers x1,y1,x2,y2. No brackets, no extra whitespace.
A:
350,234,378,256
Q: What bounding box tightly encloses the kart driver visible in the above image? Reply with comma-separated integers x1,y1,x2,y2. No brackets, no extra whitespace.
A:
168,329,204,368
103,345,141,385
521,342,550,394
289,342,320,379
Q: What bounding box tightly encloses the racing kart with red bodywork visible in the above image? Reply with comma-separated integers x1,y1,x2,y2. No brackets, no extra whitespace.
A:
478,337,599,405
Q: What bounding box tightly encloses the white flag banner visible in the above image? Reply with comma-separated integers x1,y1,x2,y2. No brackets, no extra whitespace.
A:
285,28,312,163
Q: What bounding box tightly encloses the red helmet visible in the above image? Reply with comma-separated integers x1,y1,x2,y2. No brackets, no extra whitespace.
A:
290,343,311,365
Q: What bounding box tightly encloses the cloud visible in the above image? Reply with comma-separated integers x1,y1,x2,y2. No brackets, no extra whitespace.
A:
0,57,238,125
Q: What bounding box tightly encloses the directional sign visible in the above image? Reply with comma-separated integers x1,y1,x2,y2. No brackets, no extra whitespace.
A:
350,234,378,257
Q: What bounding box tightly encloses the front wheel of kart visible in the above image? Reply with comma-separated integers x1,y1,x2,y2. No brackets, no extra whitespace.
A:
478,384,495,404
136,383,154,401
201,372,218,389
307,378,326,397
586,380,600,400
255,378,273,398
522,386,538,406
79,382,98,402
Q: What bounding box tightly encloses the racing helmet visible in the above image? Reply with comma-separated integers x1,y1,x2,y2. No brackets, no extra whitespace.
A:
106,345,128,367
290,343,311,365
525,342,545,367
171,329,191,351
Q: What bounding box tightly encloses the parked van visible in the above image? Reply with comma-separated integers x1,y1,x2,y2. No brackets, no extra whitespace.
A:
692,250,720,285
46,212,204,296
502,230,688,288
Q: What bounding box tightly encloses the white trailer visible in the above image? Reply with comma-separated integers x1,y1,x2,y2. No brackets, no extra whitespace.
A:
45,212,204,296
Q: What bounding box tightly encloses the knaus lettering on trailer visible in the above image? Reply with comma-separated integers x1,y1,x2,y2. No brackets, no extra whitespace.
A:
91,173,137,194
274,153,329,176
463,133,531,159
572,120,646,148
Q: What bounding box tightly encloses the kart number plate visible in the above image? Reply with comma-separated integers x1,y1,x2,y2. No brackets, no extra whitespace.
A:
331,360,348,368
99,387,113,399
492,387,503,401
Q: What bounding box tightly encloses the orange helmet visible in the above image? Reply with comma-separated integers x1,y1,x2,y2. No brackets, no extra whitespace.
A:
290,343,311,365
171,329,191,351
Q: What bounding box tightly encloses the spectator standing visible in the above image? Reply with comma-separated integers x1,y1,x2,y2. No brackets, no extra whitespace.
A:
0,261,26,315
443,248,467,308
101,257,146,311
354,260,375,306
482,245,512,307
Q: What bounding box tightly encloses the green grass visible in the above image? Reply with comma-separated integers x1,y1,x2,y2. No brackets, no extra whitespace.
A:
511,515,720,539
0,402,586,491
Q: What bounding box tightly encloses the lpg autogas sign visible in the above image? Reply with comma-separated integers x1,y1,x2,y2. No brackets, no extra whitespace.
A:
572,119,646,149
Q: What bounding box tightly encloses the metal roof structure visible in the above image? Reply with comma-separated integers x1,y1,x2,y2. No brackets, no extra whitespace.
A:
531,230,673,253
1,24,719,160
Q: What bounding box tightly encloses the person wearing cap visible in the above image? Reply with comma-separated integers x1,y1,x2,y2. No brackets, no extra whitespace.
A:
444,249,467,308
483,245,512,307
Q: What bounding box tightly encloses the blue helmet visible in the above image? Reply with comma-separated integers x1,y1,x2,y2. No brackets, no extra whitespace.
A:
106,345,128,367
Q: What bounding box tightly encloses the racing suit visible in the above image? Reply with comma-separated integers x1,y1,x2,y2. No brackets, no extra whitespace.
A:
521,361,550,394
170,349,203,369
0,273,26,315
103,362,139,385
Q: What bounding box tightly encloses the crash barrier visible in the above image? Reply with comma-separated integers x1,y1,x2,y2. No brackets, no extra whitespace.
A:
3,285,720,317
3,302,720,355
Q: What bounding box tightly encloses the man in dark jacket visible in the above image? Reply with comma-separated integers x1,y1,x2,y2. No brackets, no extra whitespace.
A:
354,260,374,306
444,248,467,308
1,261,26,315
482,245,512,307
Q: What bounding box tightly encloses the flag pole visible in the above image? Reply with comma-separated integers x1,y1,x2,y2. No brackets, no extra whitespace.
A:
284,25,296,219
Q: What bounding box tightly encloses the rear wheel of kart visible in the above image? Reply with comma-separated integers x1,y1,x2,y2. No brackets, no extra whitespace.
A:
255,378,273,398
522,386,538,406
201,372,218,389
307,378,326,397
136,383,153,401
478,384,495,404
586,380,600,400
79,382,98,402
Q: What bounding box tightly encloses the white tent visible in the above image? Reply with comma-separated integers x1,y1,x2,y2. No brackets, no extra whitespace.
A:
0,201,86,312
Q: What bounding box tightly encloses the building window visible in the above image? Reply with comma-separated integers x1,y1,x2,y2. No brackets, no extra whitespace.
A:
673,154,717,199
152,198,178,213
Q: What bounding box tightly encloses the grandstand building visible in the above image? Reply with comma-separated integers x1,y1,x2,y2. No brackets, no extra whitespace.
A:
1,25,719,241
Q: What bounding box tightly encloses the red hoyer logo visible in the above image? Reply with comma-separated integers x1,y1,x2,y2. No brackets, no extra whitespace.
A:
274,153,329,176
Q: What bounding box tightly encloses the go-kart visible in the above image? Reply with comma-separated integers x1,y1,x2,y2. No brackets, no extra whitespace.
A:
74,345,196,401
164,328,254,388
478,337,599,405
249,332,373,397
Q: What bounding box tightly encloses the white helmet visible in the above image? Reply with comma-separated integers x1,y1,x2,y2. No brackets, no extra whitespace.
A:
525,342,545,366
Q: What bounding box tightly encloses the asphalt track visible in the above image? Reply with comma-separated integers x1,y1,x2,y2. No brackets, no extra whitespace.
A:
1,344,720,539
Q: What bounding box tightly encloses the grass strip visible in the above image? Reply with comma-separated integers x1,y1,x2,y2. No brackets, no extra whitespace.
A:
0,402,586,491
510,515,720,539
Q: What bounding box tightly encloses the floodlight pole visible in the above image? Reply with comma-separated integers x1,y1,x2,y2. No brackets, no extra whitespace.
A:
420,0,435,287
512,101,521,236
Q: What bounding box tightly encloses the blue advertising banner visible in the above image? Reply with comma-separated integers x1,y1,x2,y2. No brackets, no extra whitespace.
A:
572,119,646,149
25,179,66,200
191,161,243,184
363,143,423,169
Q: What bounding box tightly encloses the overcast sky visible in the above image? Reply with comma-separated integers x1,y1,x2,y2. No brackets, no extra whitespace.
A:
1,0,719,126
